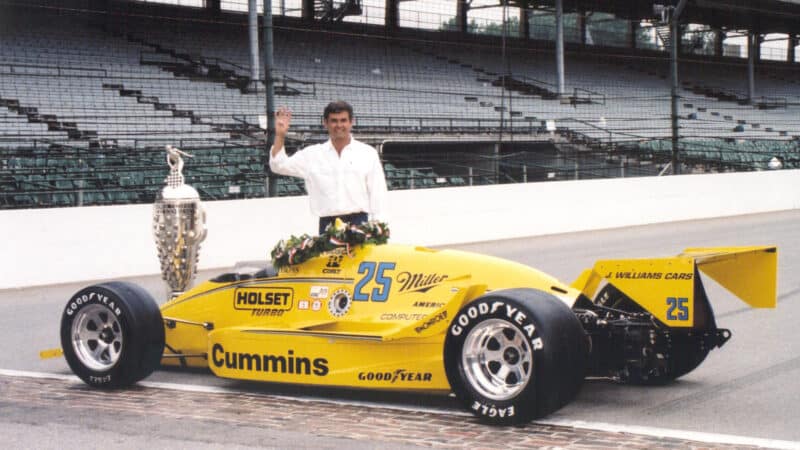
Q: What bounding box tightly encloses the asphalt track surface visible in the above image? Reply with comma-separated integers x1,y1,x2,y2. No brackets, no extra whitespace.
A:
2,209,799,448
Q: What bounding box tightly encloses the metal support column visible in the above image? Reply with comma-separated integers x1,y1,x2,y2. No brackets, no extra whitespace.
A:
555,0,565,97
519,6,529,39
669,0,688,175
748,31,757,103
385,0,399,31
248,0,259,92
207,0,221,16
263,0,277,196
670,17,680,174
302,0,315,21
456,0,468,33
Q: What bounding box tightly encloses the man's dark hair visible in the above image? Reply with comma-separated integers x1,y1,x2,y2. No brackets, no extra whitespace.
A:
323,101,353,120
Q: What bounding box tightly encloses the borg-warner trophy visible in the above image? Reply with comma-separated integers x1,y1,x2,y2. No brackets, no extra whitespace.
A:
153,146,207,298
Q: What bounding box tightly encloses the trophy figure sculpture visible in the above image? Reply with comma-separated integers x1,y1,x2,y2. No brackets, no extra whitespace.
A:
153,146,207,298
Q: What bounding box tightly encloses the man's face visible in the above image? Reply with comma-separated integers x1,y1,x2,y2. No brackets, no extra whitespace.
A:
323,111,353,140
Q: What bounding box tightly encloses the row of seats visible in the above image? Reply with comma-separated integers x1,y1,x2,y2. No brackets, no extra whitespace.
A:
5,9,798,147
633,138,800,169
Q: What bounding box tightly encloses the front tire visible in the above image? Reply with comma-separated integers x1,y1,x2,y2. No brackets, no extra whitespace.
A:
444,288,587,425
60,282,165,388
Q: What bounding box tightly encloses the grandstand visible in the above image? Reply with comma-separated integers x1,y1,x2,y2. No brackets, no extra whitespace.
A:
1,0,799,209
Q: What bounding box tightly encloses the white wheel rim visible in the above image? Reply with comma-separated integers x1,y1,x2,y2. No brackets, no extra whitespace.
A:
71,304,123,371
462,318,533,401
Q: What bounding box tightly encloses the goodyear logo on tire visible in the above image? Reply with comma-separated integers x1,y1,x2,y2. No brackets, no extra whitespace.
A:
234,287,294,311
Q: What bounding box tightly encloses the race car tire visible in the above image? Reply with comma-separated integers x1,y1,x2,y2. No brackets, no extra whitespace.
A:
60,282,165,388
444,288,587,425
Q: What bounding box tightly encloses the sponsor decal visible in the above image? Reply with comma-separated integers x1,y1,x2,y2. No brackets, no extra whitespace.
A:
89,375,112,384
603,271,693,281
234,287,293,310
413,301,445,308
471,401,515,418
322,254,343,274
380,313,426,321
297,298,324,312
211,344,328,376
414,310,448,333
358,369,432,383
65,291,121,317
326,254,342,268
250,309,286,317
234,287,293,317
328,289,352,317
310,286,329,299
450,301,544,351
665,272,693,280
606,271,662,280
397,272,449,293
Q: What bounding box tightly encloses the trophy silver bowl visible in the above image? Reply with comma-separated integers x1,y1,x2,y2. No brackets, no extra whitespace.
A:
153,146,207,298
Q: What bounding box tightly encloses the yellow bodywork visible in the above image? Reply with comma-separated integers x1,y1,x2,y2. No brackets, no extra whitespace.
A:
572,246,777,327
39,348,64,359
157,243,776,390
159,243,580,391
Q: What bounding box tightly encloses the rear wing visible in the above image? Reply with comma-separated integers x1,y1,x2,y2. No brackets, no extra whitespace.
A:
572,246,777,328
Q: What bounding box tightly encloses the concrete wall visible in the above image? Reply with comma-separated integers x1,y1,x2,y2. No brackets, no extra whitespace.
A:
2,169,799,289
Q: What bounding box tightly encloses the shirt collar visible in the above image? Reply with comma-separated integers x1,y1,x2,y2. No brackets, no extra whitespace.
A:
325,138,355,154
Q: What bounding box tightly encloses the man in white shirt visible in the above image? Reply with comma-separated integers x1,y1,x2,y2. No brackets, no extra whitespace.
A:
269,101,388,234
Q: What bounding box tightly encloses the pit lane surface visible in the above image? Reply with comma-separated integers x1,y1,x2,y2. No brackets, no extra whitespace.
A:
2,210,799,448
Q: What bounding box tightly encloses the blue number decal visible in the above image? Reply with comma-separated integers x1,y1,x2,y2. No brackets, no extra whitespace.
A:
666,297,689,321
354,262,375,301
371,262,396,302
354,261,395,302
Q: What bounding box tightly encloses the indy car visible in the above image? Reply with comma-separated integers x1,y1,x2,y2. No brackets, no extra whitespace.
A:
54,224,777,425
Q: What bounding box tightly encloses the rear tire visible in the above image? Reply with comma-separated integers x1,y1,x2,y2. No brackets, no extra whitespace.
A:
60,282,165,388
444,288,587,425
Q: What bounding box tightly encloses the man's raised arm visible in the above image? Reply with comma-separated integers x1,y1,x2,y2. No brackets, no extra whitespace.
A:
271,106,292,157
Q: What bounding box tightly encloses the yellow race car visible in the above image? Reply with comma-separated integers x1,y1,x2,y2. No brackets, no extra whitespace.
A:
57,224,777,425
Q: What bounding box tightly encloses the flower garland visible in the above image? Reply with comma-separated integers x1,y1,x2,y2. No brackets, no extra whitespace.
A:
270,219,390,270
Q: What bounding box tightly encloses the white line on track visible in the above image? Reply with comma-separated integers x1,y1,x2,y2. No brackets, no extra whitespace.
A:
2,368,798,450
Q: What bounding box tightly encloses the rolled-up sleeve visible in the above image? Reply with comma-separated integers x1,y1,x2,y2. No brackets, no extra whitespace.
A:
367,153,388,221
269,146,306,178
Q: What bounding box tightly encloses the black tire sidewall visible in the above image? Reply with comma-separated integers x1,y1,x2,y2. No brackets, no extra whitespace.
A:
108,282,166,383
444,289,586,425
60,282,163,388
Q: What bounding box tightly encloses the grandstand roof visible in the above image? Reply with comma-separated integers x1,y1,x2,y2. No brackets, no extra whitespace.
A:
515,0,800,34
3,0,800,35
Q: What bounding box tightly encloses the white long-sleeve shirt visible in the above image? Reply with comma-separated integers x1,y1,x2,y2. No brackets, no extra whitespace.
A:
269,138,388,220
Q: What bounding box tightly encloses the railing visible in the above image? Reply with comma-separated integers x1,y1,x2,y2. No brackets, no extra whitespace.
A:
299,112,545,133
203,56,249,74
140,51,182,65
0,63,107,78
278,75,317,96
513,74,558,92
695,84,746,102
572,87,606,105
3,137,796,210
754,96,788,109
